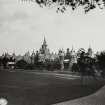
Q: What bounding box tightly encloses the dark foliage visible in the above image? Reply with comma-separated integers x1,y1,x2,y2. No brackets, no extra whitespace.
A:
71,63,79,72
96,51,105,78
22,0,105,13
16,60,28,69
2,57,9,69
76,49,97,80
38,60,61,70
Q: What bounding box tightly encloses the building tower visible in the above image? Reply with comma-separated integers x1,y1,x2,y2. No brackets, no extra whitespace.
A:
39,37,50,62
40,37,49,55
87,45,93,57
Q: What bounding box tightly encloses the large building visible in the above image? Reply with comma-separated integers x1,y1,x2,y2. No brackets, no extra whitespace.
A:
38,37,50,62
38,37,59,62
39,37,50,55
0,37,79,70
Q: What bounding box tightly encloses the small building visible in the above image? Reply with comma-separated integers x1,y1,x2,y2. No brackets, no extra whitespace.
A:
7,62,15,69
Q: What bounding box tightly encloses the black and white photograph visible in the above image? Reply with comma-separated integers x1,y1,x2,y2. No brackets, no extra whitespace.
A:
0,0,105,105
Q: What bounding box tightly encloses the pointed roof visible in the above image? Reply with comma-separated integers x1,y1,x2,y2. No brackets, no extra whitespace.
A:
44,36,47,44
42,36,47,47
44,36,46,42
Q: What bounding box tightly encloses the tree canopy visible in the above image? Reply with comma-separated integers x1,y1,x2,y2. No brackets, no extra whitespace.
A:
22,0,105,13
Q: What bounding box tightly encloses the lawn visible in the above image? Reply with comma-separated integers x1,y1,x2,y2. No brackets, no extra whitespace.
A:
0,70,105,105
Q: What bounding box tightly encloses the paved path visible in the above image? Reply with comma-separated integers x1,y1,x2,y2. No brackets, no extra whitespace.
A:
53,74,80,80
53,85,105,105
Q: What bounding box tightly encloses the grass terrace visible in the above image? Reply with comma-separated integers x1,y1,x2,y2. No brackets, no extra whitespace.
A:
0,70,105,105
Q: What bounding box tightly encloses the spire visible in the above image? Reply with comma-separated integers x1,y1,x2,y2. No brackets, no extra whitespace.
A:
12,50,16,57
43,36,47,45
44,36,46,42
71,45,75,53
71,45,74,51
42,36,47,47
88,44,93,57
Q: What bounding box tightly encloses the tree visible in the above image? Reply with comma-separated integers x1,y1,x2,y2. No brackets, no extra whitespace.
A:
96,51,105,78
22,0,105,13
2,57,9,69
16,60,28,69
76,49,97,84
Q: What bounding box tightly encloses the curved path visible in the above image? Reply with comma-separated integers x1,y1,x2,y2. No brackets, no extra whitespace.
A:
54,85,105,105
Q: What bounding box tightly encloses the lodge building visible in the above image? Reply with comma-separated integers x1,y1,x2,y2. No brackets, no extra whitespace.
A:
0,37,93,70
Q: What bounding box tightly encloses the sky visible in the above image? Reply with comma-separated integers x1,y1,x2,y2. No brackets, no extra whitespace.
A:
0,0,105,55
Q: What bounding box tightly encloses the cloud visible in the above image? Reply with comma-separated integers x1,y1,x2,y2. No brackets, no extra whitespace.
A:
13,11,29,20
0,0,105,55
